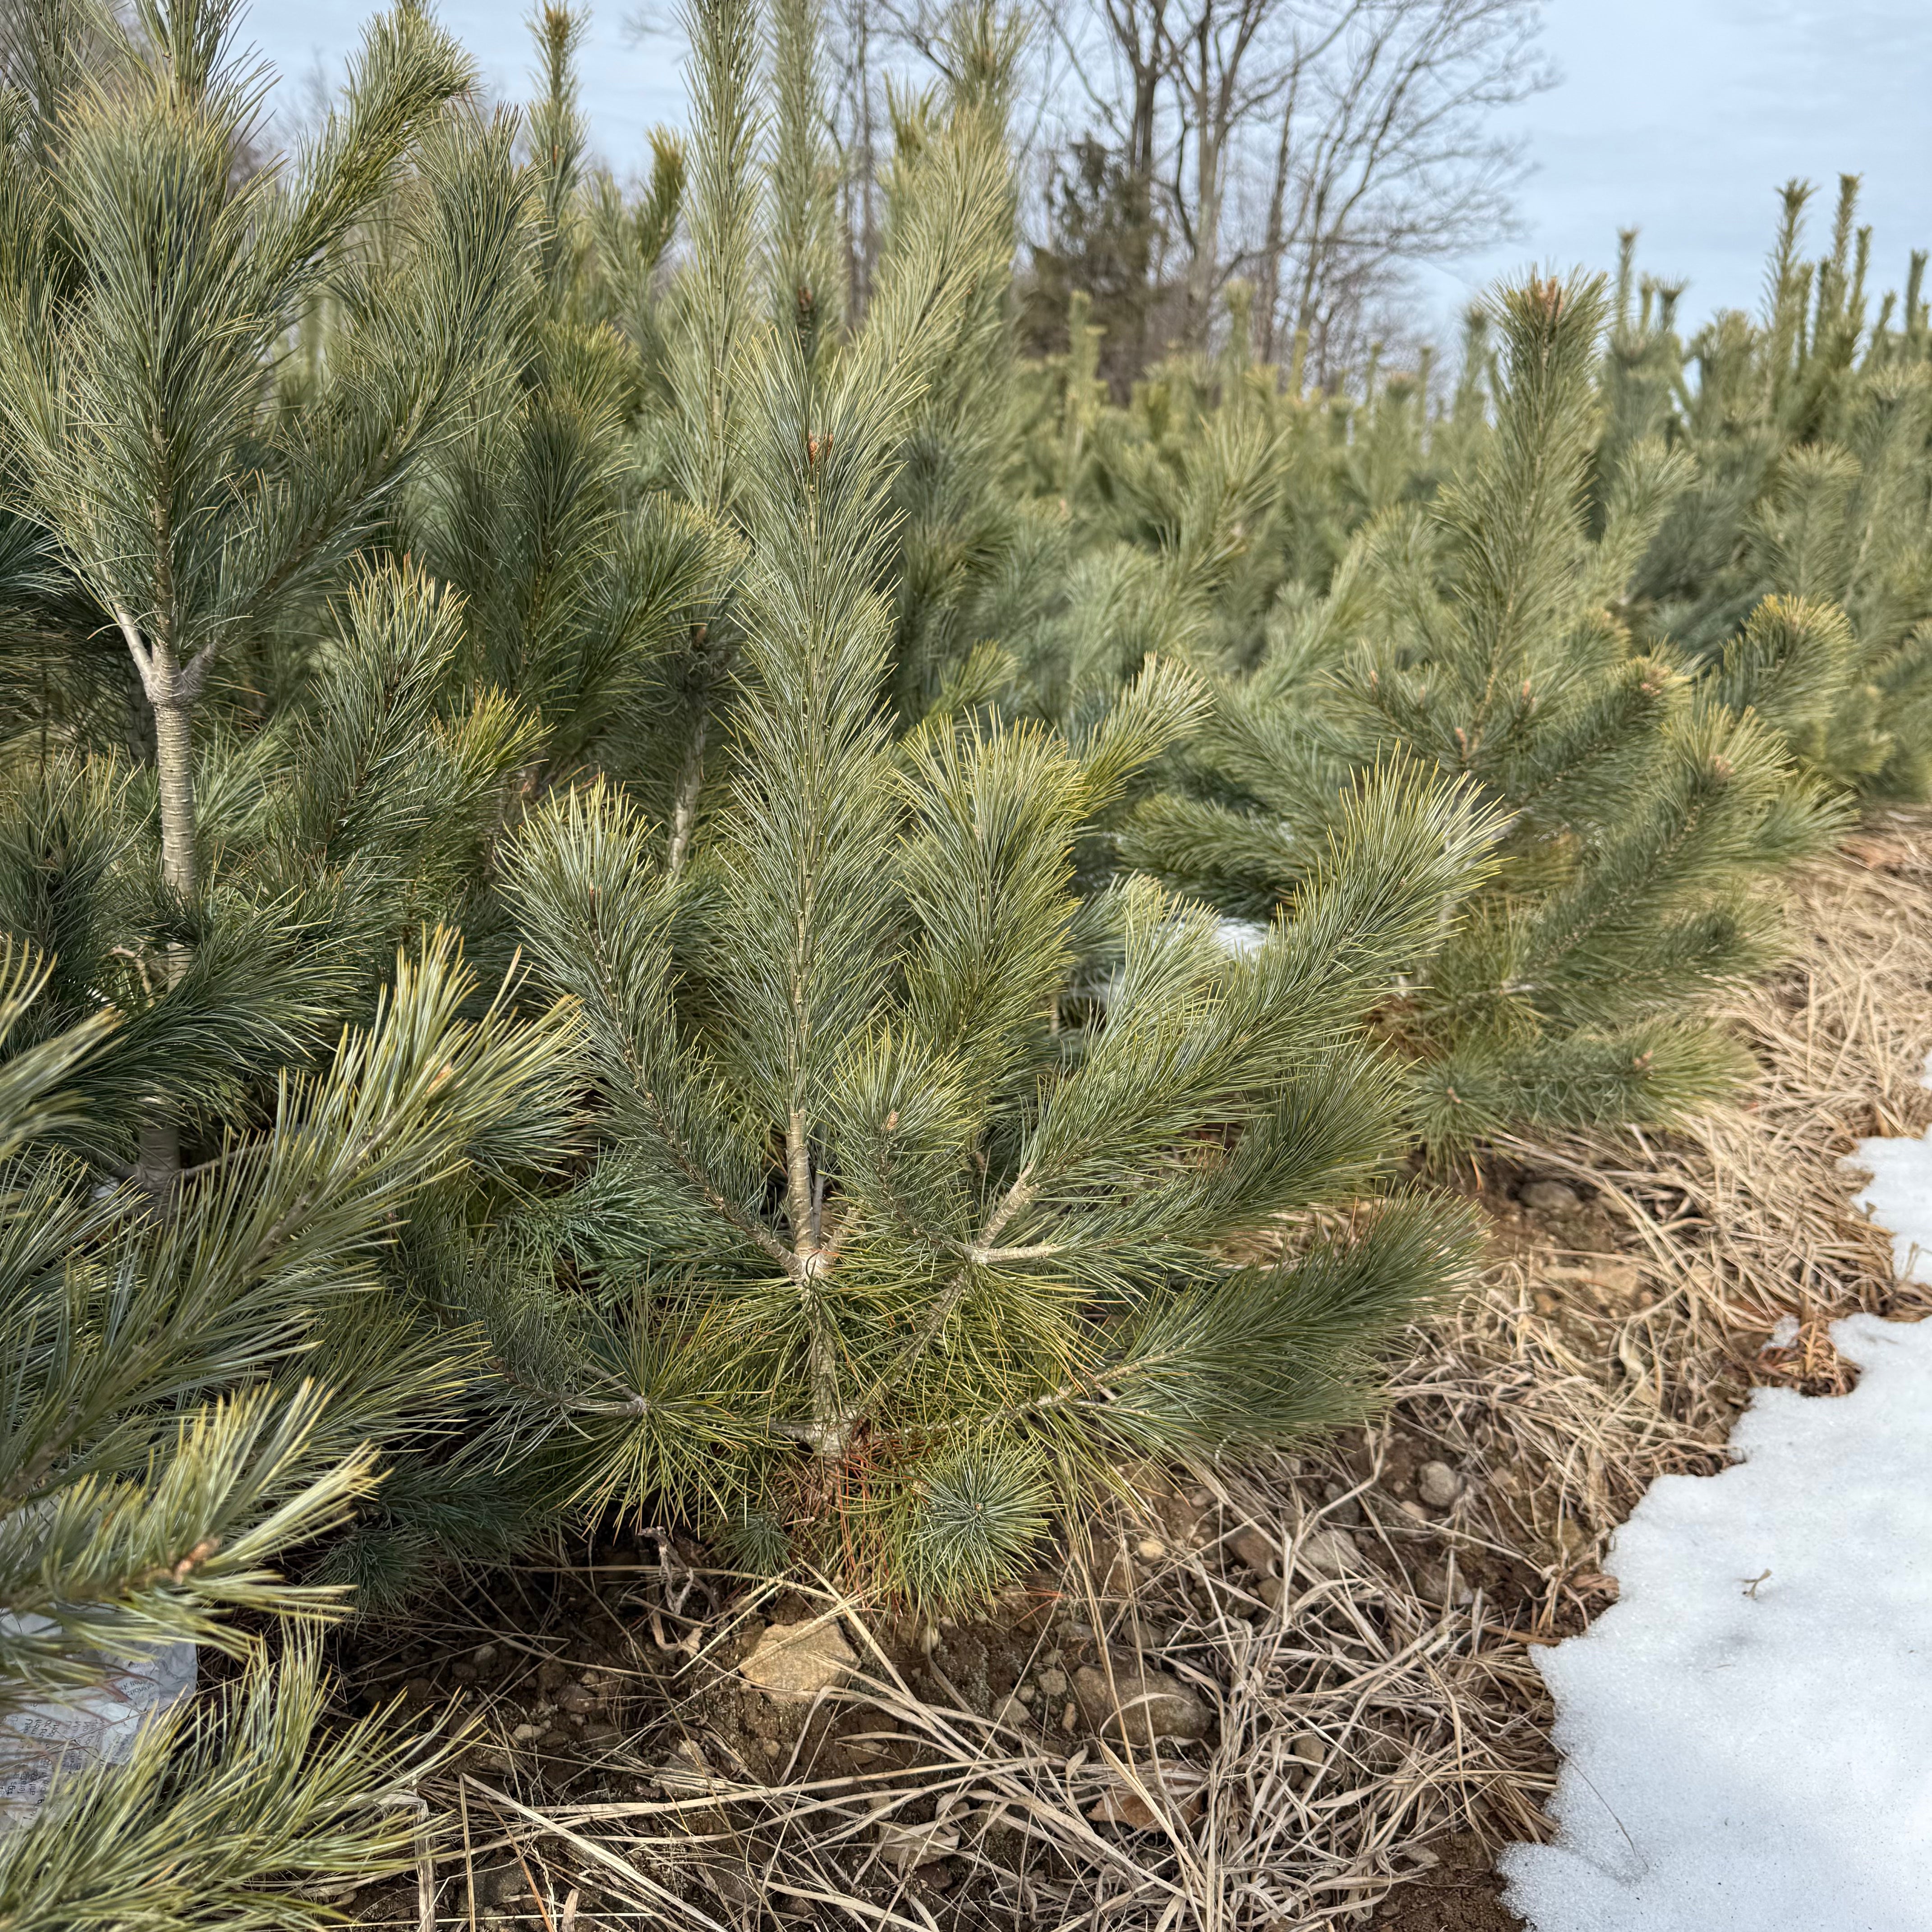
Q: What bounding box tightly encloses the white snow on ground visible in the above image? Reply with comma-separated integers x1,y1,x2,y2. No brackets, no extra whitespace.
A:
1849,1124,1932,1288
1499,1119,1932,1932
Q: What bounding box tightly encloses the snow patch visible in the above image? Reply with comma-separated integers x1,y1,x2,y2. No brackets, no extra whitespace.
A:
1213,917,1270,959
1500,1309,1932,1931
1849,1112,1932,1289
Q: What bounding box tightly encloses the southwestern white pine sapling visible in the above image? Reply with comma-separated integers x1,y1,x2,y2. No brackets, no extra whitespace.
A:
426,0,1493,1611
0,934,573,1927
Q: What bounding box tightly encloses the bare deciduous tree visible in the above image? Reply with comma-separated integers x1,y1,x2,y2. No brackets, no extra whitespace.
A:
629,0,1545,378
1256,0,1550,374
825,0,887,313
1048,0,1552,376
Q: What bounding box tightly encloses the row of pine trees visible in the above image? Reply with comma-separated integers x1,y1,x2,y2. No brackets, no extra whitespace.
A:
2,0,1927,1916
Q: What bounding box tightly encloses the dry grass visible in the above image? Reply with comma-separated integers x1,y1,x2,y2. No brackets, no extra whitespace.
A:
344,814,1932,1932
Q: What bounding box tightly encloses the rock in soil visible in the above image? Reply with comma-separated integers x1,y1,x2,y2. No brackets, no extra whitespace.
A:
1086,1764,1208,1830
1320,1481,1365,1526
737,1618,857,1701
1229,1523,1281,1574
1418,1460,1463,1508
1519,1178,1581,1213
1073,1665,1213,1743
1293,1526,1361,1579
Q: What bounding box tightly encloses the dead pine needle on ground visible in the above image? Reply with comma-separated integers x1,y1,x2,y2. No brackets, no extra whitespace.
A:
332,814,1932,1932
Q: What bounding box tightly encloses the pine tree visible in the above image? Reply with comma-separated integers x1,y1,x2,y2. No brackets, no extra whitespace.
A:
397,7,714,814
400,0,1489,1612
0,930,572,1926
0,0,528,1188
1127,276,1845,1147
0,7,586,1880
1609,182,1932,794
1017,136,1164,398
1002,281,1460,743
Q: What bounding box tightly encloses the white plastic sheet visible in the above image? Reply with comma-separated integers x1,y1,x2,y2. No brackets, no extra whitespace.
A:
0,1619,196,1825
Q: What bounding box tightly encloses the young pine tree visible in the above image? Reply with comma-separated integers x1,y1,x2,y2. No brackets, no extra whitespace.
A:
1127,276,1844,1147
0,934,572,1927
1609,183,1932,794
411,0,1488,1612
0,8,583,1897
0,0,527,1187
399,5,715,814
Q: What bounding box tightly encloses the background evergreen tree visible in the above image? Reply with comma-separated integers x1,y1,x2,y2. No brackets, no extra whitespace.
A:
1607,181,1932,795
1127,275,1845,1146
1005,281,1473,737
1017,134,1166,400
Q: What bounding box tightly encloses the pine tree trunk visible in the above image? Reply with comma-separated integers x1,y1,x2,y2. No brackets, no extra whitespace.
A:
667,710,707,878
147,697,196,1196
115,612,199,1200
142,694,196,1200
151,698,198,901
132,1115,182,1198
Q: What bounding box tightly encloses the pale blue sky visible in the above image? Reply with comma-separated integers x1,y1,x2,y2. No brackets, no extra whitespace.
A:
245,0,1932,327
1438,0,1932,323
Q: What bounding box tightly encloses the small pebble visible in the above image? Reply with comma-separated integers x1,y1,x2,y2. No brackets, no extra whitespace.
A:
1230,1524,1280,1574
1037,1666,1068,1697
1520,1178,1581,1213
1418,1461,1462,1508
1321,1482,1364,1527
1137,1537,1164,1560
1061,1701,1077,1732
